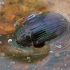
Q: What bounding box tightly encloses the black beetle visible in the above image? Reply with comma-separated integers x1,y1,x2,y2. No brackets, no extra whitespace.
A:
13,12,68,48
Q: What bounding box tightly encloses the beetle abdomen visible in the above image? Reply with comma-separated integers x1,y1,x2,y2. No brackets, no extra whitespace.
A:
14,12,68,47
29,12,67,45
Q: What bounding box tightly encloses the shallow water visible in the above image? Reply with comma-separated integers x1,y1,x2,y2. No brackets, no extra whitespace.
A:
0,0,70,70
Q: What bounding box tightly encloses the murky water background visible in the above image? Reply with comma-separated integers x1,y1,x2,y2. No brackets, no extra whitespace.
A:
0,0,70,70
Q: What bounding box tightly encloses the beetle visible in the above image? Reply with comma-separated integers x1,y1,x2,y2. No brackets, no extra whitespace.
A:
13,12,68,48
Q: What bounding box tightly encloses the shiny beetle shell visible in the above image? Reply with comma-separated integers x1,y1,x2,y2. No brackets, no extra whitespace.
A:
13,12,68,47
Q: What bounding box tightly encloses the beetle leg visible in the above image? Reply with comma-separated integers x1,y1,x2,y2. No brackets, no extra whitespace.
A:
33,42,45,48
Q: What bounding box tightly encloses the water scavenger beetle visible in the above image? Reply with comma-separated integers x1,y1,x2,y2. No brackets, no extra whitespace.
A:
13,12,68,48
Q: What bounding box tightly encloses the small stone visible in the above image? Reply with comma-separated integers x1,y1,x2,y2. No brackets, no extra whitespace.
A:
1,53,5,56
12,54,15,56
8,39,12,43
55,45,62,48
55,53,60,57
10,61,15,64
27,57,31,62
0,41,2,44
50,51,53,53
